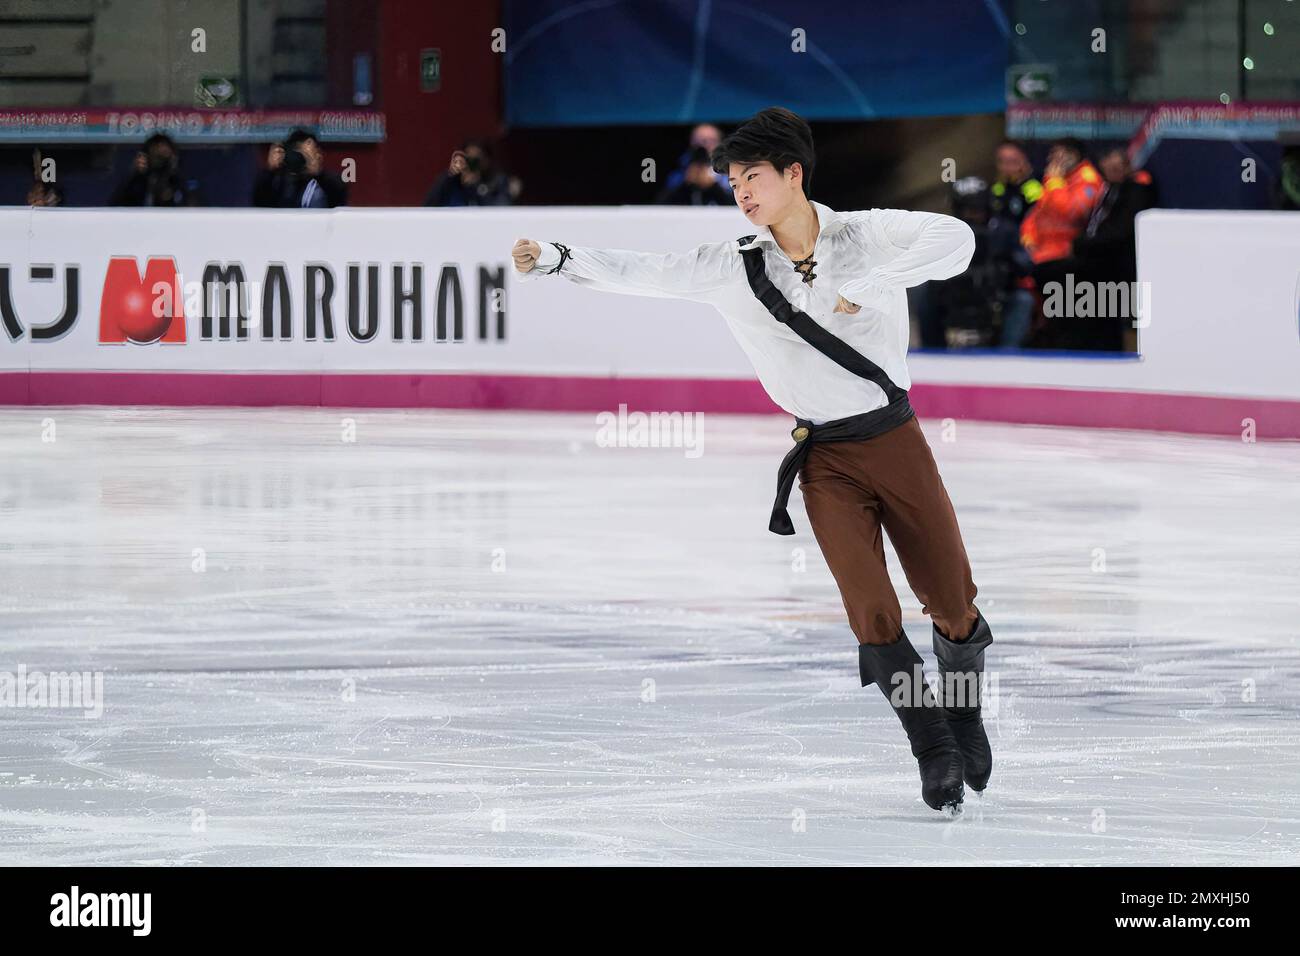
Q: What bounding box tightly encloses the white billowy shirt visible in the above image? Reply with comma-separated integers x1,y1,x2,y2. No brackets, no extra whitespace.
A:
518,200,975,424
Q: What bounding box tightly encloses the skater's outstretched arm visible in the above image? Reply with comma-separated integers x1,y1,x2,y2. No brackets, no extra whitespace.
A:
835,209,975,312
511,238,736,303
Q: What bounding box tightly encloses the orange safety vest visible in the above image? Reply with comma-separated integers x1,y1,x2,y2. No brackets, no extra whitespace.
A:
1020,161,1103,264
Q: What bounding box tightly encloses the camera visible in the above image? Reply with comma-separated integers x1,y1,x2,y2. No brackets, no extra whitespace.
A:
281,142,308,175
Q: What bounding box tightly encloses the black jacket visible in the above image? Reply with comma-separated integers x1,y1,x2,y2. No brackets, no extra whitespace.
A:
110,170,200,207
1072,174,1157,283
655,180,733,206
252,169,348,208
424,171,513,207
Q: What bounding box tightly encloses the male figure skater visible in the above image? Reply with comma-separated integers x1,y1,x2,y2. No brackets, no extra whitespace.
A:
512,107,993,813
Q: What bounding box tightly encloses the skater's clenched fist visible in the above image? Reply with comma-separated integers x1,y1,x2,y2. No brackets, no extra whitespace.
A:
832,294,861,314
512,238,542,273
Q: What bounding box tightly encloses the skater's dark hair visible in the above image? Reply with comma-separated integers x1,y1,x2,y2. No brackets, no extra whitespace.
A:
711,106,815,198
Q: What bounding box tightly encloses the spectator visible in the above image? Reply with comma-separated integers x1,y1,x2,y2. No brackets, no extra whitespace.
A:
1075,147,1157,281
26,149,64,206
253,129,347,208
110,133,200,207
424,140,518,207
662,123,727,192
989,140,1042,229
27,180,64,206
656,147,731,205
1020,137,1103,347
987,141,1041,348
923,177,994,347
1070,147,1158,350
1021,138,1101,268
917,176,1033,350
1274,145,1300,211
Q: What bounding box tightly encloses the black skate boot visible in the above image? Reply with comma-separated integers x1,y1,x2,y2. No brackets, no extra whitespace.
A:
858,634,964,812
932,612,994,792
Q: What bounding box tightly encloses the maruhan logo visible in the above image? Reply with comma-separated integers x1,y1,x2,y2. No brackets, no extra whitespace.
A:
99,255,187,344
49,886,151,936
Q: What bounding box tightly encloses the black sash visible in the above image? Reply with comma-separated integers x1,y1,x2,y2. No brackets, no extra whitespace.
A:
736,236,915,535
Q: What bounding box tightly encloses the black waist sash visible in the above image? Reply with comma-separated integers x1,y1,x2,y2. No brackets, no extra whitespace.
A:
736,236,915,535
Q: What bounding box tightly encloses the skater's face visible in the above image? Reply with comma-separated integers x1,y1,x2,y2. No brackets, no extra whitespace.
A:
727,160,803,224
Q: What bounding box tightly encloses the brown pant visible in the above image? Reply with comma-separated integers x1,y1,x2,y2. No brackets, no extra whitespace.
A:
798,416,979,646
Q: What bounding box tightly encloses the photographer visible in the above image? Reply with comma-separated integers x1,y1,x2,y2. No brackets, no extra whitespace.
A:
424,140,518,207
655,146,731,205
25,148,65,206
110,133,200,207
1277,144,1300,211
917,176,1024,349
252,129,347,208
26,180,64,207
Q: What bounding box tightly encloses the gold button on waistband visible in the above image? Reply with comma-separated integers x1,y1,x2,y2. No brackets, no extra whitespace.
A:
792,426,810,442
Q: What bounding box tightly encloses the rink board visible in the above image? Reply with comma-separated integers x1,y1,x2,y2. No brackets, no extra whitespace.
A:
0,207,1297,437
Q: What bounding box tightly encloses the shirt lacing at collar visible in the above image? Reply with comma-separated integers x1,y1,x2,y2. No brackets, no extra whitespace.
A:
746,201,848,247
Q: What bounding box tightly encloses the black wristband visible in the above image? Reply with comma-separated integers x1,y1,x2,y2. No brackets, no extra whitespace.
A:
545,241,572,276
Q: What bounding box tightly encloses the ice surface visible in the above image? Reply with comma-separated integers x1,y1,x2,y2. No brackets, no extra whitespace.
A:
0,407,1297,865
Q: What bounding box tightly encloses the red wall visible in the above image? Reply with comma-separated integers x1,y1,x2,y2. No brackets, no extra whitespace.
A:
325,0,504,206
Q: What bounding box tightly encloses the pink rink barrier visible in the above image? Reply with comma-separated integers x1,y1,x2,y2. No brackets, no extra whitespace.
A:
2,370,1299,439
